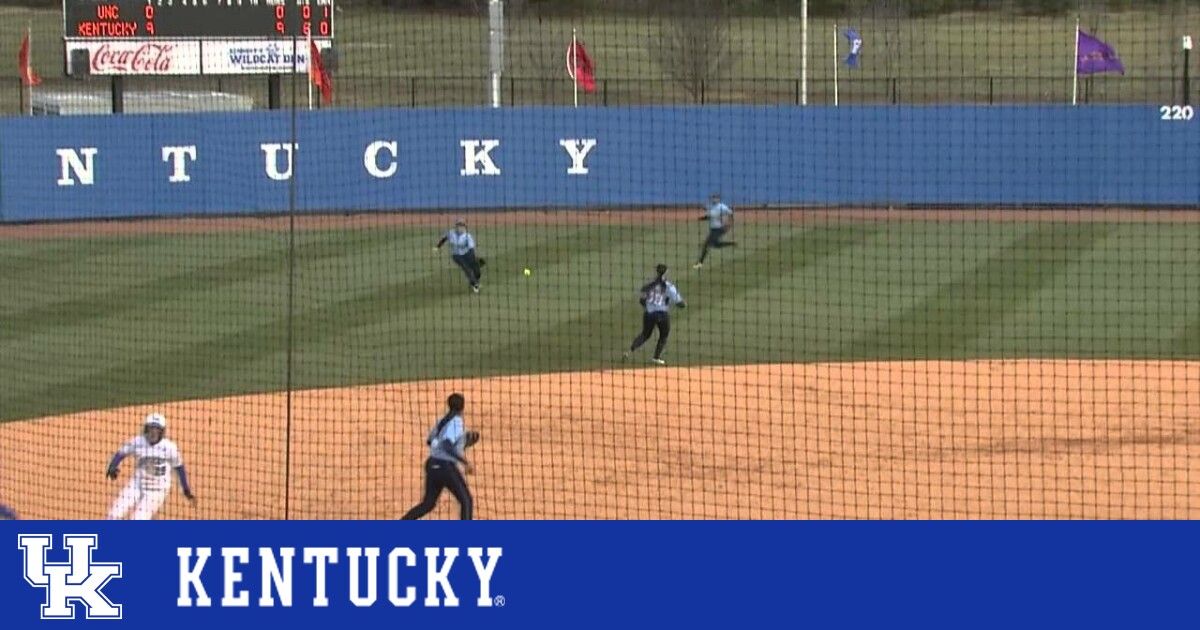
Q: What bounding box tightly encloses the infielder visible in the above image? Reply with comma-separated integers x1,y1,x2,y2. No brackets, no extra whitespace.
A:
694,192,736,269
434,219,486,293
106,413,195,520
401,393,480,521
624,263,687,365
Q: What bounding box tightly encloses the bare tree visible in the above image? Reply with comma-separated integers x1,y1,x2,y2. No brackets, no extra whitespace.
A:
843,0,904,102
506,0,576,104
649,0,737,104
1164,0,1182,103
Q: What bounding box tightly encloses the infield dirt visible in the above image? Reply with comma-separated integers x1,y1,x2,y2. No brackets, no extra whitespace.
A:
2,360,1196,520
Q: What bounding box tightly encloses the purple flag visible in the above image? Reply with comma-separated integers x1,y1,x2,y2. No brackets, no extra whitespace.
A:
1077,30,1125,76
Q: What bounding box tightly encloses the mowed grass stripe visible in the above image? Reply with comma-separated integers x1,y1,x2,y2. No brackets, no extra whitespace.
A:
698,221,1040,364
838,222,1116,360
290,224,650,386
1173,317,1200,358
0,225,619,420
0,228,405,420
475,223,883,372
0,228,401,342
0,237,146,276
6,219,1200,422
987,224,1200,359
0,237,171,316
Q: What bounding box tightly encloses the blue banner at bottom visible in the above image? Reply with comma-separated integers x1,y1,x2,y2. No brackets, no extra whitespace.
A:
0,521,1194,628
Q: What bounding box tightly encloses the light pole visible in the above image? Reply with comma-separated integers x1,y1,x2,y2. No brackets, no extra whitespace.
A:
1183,35,1193,107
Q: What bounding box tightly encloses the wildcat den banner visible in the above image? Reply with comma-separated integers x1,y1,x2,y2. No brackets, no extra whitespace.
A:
0,521,1195,628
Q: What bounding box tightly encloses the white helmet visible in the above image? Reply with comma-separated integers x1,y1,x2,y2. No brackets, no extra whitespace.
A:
144,413,166,429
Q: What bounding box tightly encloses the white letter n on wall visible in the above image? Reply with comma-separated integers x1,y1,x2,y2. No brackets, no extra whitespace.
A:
56,148,98,186
261,143,298,181
460,140,501,176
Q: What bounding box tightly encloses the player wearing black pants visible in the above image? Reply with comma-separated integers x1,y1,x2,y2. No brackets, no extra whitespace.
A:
452,250,484,286
630,311,672,362
694,193,735,269
435,220,486,293
403,458,473,521
401,393,481,520
624,264,687,365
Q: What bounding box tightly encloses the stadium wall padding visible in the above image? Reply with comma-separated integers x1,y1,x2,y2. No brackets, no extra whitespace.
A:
0,105,1196,222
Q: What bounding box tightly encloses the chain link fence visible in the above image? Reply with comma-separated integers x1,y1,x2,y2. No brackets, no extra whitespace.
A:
1,1,1195,114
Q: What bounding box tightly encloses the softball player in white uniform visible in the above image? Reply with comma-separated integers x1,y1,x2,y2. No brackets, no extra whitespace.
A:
106,413,195,520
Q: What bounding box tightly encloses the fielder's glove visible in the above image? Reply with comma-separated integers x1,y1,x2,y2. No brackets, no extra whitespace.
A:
477,257,487,267
465,431,481,448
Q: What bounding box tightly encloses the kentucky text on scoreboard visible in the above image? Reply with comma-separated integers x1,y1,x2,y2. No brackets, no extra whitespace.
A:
64,0,335,39
62,0,335,75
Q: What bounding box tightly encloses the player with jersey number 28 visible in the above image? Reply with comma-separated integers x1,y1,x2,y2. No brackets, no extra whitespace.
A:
105,413,195,520
624,263,687,365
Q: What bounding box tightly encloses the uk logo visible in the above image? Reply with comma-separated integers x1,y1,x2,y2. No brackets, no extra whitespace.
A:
18,534,123,620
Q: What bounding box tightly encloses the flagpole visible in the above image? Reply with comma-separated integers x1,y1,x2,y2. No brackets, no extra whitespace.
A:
833,23,839,107
801,0,808,106
572,29,579,108
26,24,33,116
1072,17,1080,106
305,34,313,110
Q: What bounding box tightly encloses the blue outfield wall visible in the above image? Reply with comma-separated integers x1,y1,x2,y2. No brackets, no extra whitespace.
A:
0,106,1196,222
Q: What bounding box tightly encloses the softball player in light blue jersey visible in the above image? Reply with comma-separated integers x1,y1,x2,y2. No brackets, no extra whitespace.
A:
694,192,736,269
624,264,687,365
400,393,481,521
434,220,486,293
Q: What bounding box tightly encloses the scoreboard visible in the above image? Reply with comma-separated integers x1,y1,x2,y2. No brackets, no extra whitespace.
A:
63,0,336,76
64,0,335,39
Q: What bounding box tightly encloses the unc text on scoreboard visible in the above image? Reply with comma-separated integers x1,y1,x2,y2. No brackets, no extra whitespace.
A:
0,106,1196,222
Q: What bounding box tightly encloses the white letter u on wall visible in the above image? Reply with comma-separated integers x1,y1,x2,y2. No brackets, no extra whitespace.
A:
261,143,298,181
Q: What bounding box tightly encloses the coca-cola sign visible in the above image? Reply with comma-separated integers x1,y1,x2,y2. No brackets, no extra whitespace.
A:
67,40,201,75
93,43,177,73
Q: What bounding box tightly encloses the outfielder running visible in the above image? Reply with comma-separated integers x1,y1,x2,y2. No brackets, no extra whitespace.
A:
106,413,195,520
434,219,486,294
694,192,735,269
400,393,481,521
624,264,687,365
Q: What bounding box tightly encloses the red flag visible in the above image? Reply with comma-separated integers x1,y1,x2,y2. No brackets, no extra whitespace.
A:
18,32,41,87
566,40,595,94
309,39,332,105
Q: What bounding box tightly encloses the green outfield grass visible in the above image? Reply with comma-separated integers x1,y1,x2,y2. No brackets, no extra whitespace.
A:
2,218,1199,422
0,6,1190,111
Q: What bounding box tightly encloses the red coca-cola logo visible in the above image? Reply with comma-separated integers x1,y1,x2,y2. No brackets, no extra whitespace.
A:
91,43,178,73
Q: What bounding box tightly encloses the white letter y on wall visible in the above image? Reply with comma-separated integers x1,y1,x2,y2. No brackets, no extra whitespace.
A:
559,139,597,175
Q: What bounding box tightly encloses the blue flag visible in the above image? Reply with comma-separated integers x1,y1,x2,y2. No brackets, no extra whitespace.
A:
844,28,862,68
